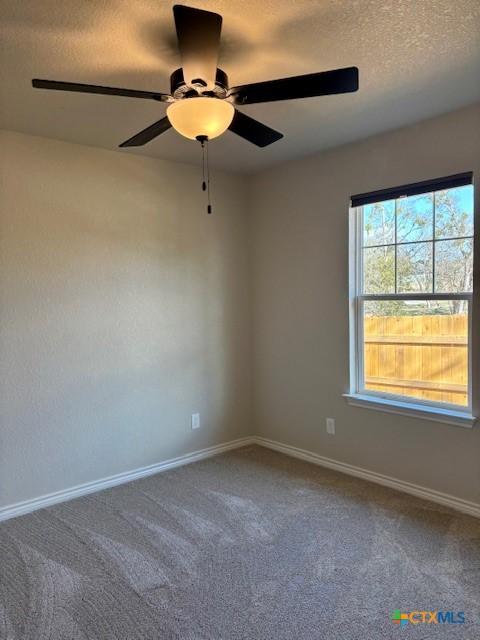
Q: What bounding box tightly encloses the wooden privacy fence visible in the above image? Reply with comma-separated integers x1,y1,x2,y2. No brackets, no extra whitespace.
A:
364,314,468,406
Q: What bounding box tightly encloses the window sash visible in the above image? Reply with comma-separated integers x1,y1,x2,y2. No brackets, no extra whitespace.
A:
351,205,473,414
355,296,472,414
358,203,473,297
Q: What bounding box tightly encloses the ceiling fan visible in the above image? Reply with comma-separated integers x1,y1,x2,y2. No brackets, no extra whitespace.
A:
32,4,359,149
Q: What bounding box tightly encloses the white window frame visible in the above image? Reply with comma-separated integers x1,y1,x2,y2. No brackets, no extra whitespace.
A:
346,187,476,428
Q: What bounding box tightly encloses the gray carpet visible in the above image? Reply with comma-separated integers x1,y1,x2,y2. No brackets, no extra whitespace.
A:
0,445,479,639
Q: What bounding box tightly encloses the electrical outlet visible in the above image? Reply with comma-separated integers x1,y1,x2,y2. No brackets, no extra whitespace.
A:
191,413,201,430
326,417,335,435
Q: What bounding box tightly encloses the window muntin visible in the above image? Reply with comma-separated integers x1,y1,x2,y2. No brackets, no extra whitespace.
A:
353,182,473,412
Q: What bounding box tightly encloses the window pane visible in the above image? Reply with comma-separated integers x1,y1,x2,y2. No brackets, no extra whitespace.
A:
397,193,433,243
435,185,474,240
363,246,395,293
397,242,432,293
363,300,468,407
363,200,395,246
435,238,473,293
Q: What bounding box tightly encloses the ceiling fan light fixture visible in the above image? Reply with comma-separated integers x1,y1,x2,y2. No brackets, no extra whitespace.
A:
32,5,359,150
167,97,234,140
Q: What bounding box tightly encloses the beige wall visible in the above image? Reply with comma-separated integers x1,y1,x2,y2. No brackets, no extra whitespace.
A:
249,104,480,504
0,131,251,508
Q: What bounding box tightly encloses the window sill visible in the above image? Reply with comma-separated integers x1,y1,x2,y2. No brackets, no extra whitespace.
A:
343,393,476,428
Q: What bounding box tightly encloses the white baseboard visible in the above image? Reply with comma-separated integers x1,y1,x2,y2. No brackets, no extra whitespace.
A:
252,436,480,519
0,436,256,523
2,434,478,523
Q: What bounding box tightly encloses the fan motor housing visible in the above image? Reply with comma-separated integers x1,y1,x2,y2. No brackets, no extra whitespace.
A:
170,68,229,99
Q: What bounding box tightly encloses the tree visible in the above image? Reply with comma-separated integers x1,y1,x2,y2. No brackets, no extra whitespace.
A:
363,186,473,316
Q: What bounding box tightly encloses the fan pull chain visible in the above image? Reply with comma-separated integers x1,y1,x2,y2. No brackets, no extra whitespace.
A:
206,138,212,214
197,135,212,214
201,140,206,192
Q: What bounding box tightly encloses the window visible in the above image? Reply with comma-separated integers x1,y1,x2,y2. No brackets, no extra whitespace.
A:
348,173,475,425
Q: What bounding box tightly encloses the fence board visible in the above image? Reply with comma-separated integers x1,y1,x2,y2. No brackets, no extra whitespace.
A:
364,314,468,406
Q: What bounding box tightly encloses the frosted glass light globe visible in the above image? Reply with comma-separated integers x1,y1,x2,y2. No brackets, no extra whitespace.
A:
167,97,234,140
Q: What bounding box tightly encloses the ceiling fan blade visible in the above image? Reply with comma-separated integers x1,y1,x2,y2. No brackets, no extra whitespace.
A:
173,5,222,90
32,79,171,102
228,67,359,105
228,110,283,147
119,117,172,147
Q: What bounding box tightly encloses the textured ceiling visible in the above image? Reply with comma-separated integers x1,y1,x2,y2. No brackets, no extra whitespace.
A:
1,0,479,173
